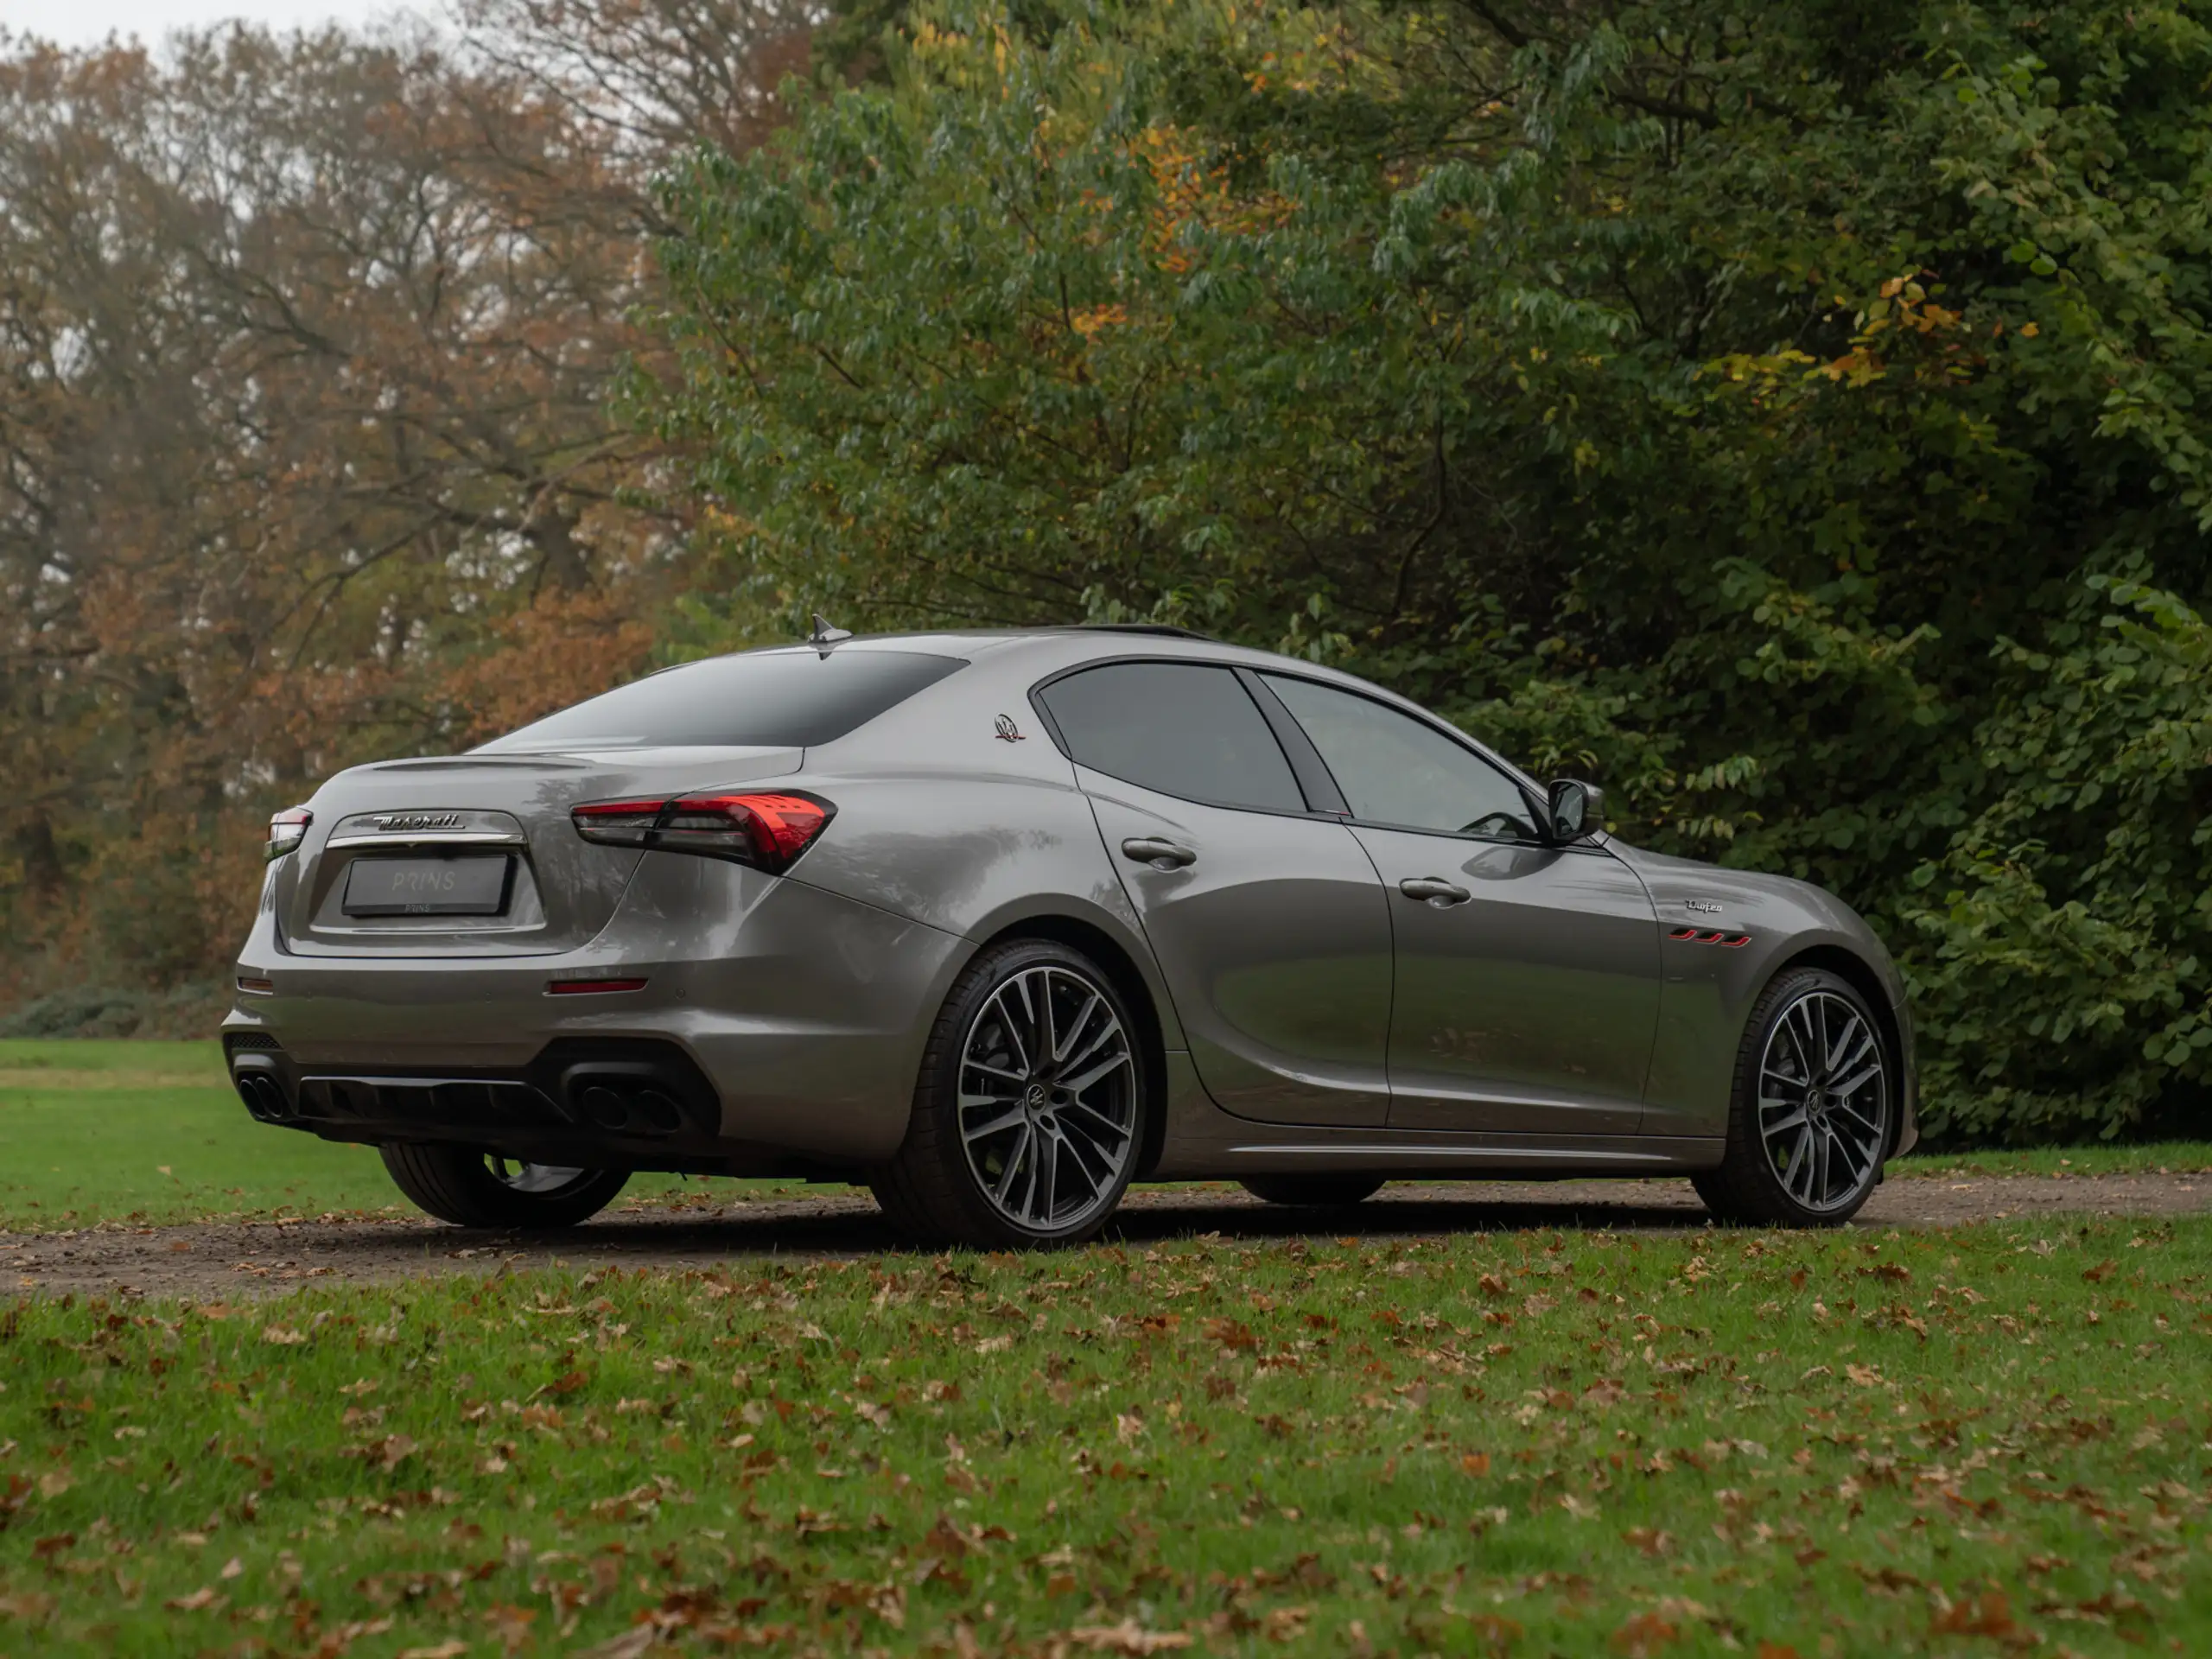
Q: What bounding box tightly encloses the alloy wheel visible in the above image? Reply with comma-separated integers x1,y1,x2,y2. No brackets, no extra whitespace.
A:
957,964,1137,1233
1756,989,1888,1213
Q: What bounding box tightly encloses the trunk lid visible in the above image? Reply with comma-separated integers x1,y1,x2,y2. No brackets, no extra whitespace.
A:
274,747,803,957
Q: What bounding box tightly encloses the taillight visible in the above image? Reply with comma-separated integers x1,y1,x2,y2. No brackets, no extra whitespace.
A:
571,791,834,874
267,805,313,861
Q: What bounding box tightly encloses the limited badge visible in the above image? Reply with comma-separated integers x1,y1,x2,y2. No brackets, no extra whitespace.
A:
994,714,1026,742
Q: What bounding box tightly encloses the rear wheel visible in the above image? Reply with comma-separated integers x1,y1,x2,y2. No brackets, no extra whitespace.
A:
1238,1174,1386,1208
870,938,1147,1248
379,1144,629,1229
1694,968,1891,1228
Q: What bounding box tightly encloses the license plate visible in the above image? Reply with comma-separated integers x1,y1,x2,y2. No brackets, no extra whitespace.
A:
341,854,513,918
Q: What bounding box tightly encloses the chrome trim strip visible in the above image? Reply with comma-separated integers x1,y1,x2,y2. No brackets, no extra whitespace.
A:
1229,1143,1683,1163
324,831,527,850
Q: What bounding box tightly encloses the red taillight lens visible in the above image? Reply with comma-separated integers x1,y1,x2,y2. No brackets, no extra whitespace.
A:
266,805,313,861
570,791,833,874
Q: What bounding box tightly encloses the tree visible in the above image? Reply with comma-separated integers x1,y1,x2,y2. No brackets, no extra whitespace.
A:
647,0,2212,1139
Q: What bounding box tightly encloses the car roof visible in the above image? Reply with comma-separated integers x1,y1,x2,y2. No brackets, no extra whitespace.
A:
795,628,1549,797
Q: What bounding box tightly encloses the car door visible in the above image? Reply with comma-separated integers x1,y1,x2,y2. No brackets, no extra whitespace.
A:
1258,673,1662,1136
1034,660,1395,1128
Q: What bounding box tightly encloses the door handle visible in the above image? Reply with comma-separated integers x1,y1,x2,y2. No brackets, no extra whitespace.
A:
1398,876,1471,907
1121,836,1197,871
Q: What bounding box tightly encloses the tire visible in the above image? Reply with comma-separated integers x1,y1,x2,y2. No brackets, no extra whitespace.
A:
1694,967,1892,1228
869,938,1148,1249
379,1144,629,1230
1238,1174,1387,1208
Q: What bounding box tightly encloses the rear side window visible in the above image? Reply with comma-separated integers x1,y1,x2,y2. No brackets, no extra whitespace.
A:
478,649,966,752
1263,673,1540,841
1039,663,1305,813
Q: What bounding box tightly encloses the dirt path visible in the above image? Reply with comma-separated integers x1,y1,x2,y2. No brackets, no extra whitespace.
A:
5,1172,2204,1301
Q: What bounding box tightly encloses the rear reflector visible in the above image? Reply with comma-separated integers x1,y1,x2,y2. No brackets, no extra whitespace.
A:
237,976,275,994
546,977,649,996
571,791,834,874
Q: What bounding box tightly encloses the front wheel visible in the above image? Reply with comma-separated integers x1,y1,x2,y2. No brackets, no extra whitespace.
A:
1694,968,1891,1228
380,1144,629,1229
870,938,1147,1248
1239,1174,1386,1208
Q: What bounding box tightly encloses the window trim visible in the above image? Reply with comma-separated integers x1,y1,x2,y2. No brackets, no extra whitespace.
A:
1025,656,1341,820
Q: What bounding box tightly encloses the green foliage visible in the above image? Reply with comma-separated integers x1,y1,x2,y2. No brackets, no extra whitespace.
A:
647,0,2212,1141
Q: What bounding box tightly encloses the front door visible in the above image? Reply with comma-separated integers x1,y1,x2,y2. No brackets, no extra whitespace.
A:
1351,831,1661,1133
1036,661,1394,1128
1258,672,1662,1135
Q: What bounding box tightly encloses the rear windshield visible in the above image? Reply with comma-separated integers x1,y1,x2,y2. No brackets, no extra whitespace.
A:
476,649,966,752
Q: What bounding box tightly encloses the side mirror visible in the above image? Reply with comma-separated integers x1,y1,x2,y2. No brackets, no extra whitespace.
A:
1547,778,1604,842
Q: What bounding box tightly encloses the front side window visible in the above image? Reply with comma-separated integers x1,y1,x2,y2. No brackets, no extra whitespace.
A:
1263,675,1539,840
1039,663,1306,813
477,648,966,752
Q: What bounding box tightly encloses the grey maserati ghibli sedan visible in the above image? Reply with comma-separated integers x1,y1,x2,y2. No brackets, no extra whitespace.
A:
224,625,1916,1245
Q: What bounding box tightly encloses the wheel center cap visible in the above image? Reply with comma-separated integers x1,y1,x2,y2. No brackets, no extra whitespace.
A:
1024,1082,1049,1112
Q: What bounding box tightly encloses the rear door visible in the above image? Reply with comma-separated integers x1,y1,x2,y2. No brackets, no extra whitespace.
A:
1259,673,1662,1135
1035,661,1394,1128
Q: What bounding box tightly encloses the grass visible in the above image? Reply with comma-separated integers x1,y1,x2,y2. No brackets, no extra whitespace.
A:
0,1217,2204,1654
3,1038,2207,1233
0,1040,734,1232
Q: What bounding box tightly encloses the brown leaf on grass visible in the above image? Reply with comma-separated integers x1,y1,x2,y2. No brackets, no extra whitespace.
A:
1610,1611,1680,1656
2082,1259,2117,1283
1844,1363,1883,1387
1756,1644,1804,1659
1929,1589,2024,1640
35,1471,70,1499
1623,1527,1674,1557
1460,1452,1491,1477
164,1587,225,1611
261,1325,306,1345
370,1435,416,1471
484,1604,537,1654
542,1369,590,1396
397,1643,470,1659
1067,1618,1194,1653
0,1592,55,1621
1477,1273,1511,1299
924,1516,972,1559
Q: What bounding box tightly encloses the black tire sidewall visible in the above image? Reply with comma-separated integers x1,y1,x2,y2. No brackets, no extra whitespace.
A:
900,938,1148,1248
381,1142,628,1230
1239,1174,1386,1208
1712,967,1891,1227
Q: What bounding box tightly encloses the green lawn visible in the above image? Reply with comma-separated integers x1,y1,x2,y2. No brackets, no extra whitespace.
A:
0,1039,718,1230
0,1217,2204,1654
2,1038,2206,1232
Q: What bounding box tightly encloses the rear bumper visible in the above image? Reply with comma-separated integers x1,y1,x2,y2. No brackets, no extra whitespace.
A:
224,861,969,1169
223,1031,772,1170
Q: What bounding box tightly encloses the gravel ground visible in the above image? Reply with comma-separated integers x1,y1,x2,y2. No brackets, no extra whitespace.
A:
3,1170,2205,1300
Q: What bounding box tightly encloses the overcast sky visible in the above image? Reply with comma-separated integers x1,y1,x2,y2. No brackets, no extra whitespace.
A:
1,0,436,48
